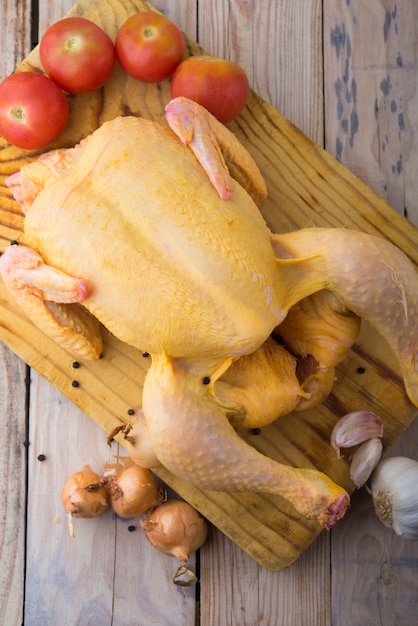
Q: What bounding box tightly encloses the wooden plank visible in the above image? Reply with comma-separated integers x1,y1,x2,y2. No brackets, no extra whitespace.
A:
0,346,27,626
2,0,418,623
0,2,32,624
25,371,198,624
197,1,332,621
23,3,120,622
324,0,418,225
324,2,418,624
0,0,32,76
0,0,417,573
198,0,324,143
37,0,75,33
200,529,331,626
24,375,117,624
23,1,198,623
112,2,200,620
154,0,197,35
330,418,418,626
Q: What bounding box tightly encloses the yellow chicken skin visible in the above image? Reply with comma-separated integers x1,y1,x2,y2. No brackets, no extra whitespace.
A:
273,290,362,411
4,112,279,361
142,352,348,530
215,336,310,428
271,229,418,407
1,97,417,530
276,290,362,368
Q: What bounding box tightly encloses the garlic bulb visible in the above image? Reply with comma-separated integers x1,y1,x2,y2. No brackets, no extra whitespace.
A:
370,456,418,540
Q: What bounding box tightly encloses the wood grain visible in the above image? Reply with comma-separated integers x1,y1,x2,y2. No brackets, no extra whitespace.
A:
1,0,418,624
0,0,417,574
24,372,197,625
23,2,198,623
323,3,418,623
324,0,418,226
330,418,418,626
0,345,26,626
0,1,32,77
198,0,324,144
0,2,32,624
200,528,331,625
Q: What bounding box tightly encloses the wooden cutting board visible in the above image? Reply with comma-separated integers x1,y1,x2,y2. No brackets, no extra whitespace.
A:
0,0,417,570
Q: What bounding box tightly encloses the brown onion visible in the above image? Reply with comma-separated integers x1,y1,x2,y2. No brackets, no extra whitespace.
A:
140,499,208,563
61,464,109,535
61,464,109,518
104,457,161,518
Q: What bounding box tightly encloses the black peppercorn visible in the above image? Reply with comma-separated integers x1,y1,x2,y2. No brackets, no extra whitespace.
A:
202,376,211,385
71,380,80,388
37,454,46,461
356,366,366,374
127,408,135,416
72,361,80,369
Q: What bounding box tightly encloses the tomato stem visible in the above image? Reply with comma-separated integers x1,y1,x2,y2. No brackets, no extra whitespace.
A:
10,106,24,122
143,27,155,39
66,37,80,51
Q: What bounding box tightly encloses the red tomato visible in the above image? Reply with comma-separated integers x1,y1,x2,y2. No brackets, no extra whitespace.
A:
0,72,69,150
115,11,185,83
40,17,115,94
170,55,250,124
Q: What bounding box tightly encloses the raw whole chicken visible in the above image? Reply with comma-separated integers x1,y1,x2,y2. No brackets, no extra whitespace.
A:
1,97,417,529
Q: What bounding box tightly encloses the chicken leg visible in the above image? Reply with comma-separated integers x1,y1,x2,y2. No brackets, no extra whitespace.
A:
142,353,349,529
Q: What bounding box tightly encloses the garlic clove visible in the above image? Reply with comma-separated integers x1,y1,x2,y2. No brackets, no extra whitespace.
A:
349,437,383,488
330,410,384,458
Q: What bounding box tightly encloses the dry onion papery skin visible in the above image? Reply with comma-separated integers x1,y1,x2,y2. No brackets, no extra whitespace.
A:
371,456,418,540
104,457,161,518
140,499,208,563
61,464,109,519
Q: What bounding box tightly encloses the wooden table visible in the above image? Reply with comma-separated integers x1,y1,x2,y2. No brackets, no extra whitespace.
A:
1,1,418,624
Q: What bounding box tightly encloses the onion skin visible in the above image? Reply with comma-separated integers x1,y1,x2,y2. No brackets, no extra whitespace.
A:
61,464,109,518
140,499,208,562
105,459,160,518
